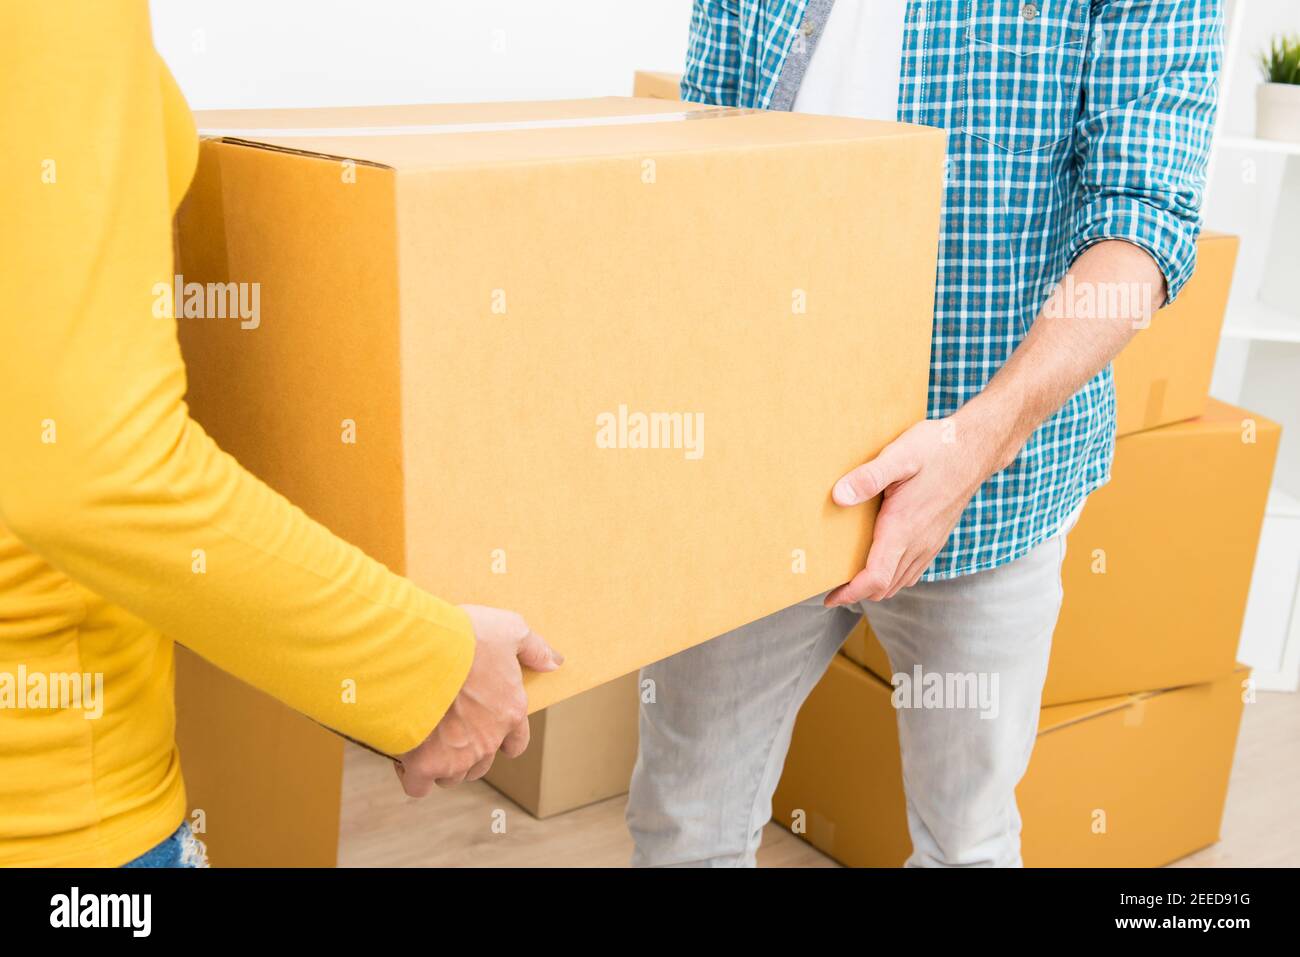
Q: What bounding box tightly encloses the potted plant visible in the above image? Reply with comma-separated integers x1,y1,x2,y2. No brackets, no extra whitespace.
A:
1258,33,1300,143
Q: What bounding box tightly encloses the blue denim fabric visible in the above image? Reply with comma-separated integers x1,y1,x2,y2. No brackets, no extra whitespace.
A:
122,822,207,868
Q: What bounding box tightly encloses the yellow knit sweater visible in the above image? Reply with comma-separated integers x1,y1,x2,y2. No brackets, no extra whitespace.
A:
0,2,475,866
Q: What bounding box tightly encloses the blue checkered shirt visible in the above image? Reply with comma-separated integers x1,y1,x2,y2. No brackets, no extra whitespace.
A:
682,0,1221,579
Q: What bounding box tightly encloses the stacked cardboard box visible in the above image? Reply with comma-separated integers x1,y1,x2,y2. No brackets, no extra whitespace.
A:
789,234,1282,867
631,71,682,101
484,672,640,817
172,97,946,862
773,655,1250,867
1112,233,1238,437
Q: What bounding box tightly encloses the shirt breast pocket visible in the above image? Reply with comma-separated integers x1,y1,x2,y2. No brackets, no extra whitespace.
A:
963,0,1088,155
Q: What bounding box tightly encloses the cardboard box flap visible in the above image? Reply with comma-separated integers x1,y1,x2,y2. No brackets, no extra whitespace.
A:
1037,693,1134,732
844,654,1250,735
1038,663,1251,733
632,71,684,99
1152,396,1280,439
845,656,1132,730
195,97,945,172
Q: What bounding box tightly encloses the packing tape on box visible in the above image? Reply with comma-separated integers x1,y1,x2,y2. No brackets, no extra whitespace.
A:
1122,696,1147,728
198,107,755,140
1143,378,1168,430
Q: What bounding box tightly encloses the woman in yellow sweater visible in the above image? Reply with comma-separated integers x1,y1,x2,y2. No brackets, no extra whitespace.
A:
0,3,559,867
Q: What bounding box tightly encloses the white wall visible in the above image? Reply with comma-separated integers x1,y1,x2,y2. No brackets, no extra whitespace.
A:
151,0,692,110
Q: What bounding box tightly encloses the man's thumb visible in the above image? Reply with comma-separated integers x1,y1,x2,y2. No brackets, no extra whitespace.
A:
516,629,564,672
833,446,913,506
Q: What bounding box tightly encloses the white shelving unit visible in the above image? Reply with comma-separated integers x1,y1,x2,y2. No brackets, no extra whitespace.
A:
1220,298,1300,344
1216,134,1300,157
1205,0,1300,690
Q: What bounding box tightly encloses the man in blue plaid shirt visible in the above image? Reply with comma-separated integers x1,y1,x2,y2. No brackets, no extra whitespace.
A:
628,0,1221,867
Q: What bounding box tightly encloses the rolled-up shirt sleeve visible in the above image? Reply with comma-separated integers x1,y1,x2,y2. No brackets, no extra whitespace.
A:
1068,0,1223,305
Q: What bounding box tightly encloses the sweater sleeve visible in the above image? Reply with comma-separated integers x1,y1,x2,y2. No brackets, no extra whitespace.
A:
0,0,474,757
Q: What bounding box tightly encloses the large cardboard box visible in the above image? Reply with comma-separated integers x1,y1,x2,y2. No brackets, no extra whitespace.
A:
173,97,945,864
631,70,682,100
1112,232,1237,437
844,400,1280,705
484,673,640,818
178,95,943,712
774,655,1249,867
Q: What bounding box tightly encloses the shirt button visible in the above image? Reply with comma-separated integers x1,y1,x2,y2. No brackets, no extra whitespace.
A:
802,21,816,36
1022,2,1039,20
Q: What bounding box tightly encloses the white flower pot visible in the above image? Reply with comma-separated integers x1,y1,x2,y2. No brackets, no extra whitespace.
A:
1256,82,1300,143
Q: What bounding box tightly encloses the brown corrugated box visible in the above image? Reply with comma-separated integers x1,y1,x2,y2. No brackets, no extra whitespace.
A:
172,97,946,863
1113,232,1237,436
631,70,682,100
774,655,1249,867
484,673,639,818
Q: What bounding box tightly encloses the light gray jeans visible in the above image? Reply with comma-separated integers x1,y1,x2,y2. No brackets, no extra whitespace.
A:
627,532,1068,867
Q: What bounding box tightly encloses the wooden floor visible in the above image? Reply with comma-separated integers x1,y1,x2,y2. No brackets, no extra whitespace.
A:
338,690,1300,868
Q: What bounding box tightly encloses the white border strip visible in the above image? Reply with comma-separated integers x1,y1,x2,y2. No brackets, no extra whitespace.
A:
199,111,702,139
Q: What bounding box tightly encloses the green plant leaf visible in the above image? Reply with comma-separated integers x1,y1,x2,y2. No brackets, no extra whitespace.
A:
1261,33,1300,85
